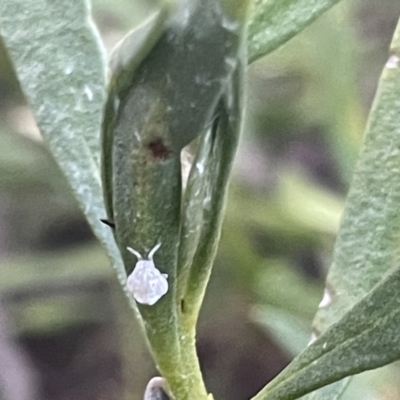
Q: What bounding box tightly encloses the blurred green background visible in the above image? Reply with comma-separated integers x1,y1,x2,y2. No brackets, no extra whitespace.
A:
1,1,400,399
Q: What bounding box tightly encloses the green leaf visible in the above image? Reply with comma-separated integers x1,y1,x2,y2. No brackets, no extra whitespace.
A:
300,16,400,400
177,130,214,303
252,266,400,400
313,18,400,338
302,381,350,400
101,1,251,398
0,0,128,288
181,62,245,327
247,0,342,63
251,16,400,400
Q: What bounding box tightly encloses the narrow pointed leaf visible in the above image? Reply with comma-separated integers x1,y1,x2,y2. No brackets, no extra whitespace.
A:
0,0,127,285
247,0,342,63
252,266,400,400
101,1,251,398
301,17,400,400
252,17,400,400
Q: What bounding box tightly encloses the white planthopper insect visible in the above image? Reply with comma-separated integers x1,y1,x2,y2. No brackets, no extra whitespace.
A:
126,243,168,306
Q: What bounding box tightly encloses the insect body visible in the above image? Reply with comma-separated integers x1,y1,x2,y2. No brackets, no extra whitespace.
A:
127,243,168,306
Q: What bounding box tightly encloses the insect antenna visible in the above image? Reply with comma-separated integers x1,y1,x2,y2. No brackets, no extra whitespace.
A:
148,243,162,260
127,247,143,260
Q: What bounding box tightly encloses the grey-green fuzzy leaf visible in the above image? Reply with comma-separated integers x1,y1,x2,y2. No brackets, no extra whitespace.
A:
252,266,400,400
247,0,342,63
301,16,400,400
252,16,400,400
0,0,128,287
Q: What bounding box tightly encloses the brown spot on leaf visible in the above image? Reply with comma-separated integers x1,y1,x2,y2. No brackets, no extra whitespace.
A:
148,138,171,160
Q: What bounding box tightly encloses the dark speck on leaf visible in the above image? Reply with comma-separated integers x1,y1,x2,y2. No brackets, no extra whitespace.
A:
100,218,115,229
181,299,185,313
148,138,171,160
